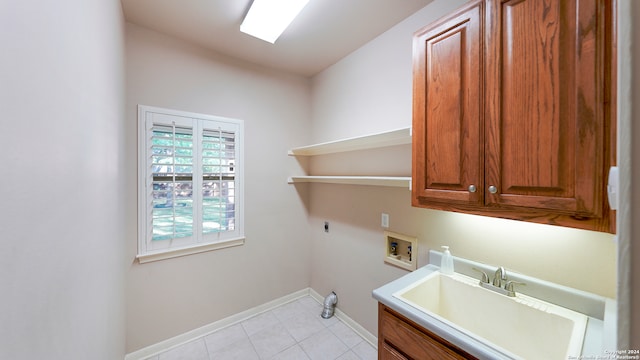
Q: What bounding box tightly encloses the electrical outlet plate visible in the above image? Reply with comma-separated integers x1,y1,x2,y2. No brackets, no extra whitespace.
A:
381,213,389,228
384,231,417,271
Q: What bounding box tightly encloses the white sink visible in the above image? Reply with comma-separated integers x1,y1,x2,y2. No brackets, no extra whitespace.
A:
393,271,588,360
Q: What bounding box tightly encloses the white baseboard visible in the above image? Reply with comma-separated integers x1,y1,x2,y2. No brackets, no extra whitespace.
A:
124,288,309,360
125,287,378,360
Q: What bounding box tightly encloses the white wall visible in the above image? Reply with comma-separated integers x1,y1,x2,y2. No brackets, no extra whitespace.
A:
309,0,617,336
0,1,127,359
627,1,640,350
125,23,312,352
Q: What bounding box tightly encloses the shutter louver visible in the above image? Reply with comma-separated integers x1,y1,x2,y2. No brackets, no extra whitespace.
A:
202,128,236,234
151,124,194,241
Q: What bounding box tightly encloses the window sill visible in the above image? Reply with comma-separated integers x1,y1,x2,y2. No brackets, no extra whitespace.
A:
137,237,245,264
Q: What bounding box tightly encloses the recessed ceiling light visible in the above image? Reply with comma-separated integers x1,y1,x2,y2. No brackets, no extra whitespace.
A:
240,0,310,44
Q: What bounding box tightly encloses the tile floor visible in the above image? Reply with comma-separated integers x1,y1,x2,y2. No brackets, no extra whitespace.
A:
147,296,377,360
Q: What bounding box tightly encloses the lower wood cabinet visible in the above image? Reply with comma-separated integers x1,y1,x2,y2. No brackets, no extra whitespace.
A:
378,303,477,360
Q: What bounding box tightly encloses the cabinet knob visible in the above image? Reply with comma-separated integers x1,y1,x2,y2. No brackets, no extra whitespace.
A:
488,185,498,194
468,185,477,193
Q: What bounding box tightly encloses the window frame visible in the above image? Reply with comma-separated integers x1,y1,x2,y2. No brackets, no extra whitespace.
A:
137,105,245,263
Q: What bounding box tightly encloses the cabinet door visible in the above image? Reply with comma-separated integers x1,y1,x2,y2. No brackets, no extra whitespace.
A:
378,304,476,360
484,0,609,217
412,0,483,207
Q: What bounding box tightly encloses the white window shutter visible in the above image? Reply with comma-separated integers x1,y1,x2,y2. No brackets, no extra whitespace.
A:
138,106,244,258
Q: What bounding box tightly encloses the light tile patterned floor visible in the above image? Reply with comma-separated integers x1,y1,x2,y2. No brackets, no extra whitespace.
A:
148,296,377,360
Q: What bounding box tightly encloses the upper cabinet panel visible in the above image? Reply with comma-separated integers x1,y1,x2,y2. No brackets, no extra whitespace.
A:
485,0,606,217
412,0,484,206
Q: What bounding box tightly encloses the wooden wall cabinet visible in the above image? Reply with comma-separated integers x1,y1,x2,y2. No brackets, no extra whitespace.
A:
378,303,477,360
411,0,616,232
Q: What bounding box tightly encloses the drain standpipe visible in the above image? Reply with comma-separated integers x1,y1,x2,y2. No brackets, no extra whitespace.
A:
321,291,338,319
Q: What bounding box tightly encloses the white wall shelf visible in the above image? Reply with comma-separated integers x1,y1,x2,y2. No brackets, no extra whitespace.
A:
288,127,412,189
288,176,411,188
288,127,411,156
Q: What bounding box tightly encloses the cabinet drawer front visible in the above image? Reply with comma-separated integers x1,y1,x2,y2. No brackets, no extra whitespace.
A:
379,306,473,360
412,0,483,207
380,343,408,360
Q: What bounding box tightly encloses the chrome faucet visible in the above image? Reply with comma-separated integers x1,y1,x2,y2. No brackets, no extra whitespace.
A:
473,267,524,297
493,266,507,287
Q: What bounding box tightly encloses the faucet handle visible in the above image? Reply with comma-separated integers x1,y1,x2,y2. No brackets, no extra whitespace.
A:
505,280,526,292
472,268,490,284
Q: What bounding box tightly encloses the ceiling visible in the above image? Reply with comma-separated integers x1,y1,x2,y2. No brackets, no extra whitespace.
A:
121,0,433,77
